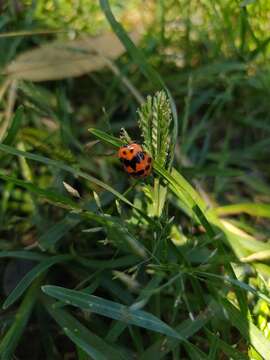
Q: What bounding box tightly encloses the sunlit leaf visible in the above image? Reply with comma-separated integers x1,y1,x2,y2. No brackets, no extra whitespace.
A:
216,203,270,218
221,297,270,359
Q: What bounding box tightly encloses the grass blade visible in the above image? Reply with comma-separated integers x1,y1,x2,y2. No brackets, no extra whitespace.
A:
216,203,270,218
2,105,24,145
42,285,182,340
44,299,126,360
99,0,164,89
39,213,81,249
0,172,81,211
221,297,270,359
197,272,270,305
0,250,47,261
141,309,212,360
0,277,43,359
206,330,249,360
241,250,270,263
89,128,123,147
3,255,72,310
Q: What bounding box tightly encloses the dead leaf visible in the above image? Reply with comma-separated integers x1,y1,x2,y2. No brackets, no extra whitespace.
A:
63,181,81,198
4,30,141,81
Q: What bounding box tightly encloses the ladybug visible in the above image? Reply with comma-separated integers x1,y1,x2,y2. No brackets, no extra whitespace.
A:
118,143,152,178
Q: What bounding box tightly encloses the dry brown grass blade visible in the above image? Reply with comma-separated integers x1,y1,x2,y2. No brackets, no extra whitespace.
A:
4,30,141,82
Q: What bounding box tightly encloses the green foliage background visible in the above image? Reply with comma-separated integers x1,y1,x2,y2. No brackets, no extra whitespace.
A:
0,0,270,359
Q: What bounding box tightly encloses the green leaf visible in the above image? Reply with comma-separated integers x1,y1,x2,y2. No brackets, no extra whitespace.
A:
0,171,148,258
3,255,72,310
78,255,139,270
0,172,149,256
183,342,208,359
42,285,182,340
206,330,249,360
2,105,24,145
0,250,47,261
241,250,270,263
216,203,270,218
0,172,81,211
104,217,147,258
197,272,270,305
44,299,126,360
88,128,123,148
141,309,211,360
39,213,81,249
99,0,164,89
39,193,115,250
0,277,42,360
221,297,270,359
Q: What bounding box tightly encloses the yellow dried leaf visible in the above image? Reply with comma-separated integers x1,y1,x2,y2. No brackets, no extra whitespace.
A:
63,181,80,199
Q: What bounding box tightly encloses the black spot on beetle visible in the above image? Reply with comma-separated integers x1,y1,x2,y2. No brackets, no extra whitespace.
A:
122,150,127,155
122,152,145,171
130,157,138,170
123,158,136,170
147,157,152,163
134,169,145,177
123,159,131,167
145,165,150,171
132,153,144,169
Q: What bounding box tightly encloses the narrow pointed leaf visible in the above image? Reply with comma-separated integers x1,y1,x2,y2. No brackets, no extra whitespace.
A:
3,105,24,145
42,285,182,340
0,277,42,359
221,297,270,359
3,255,71,309
44,300,126,360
